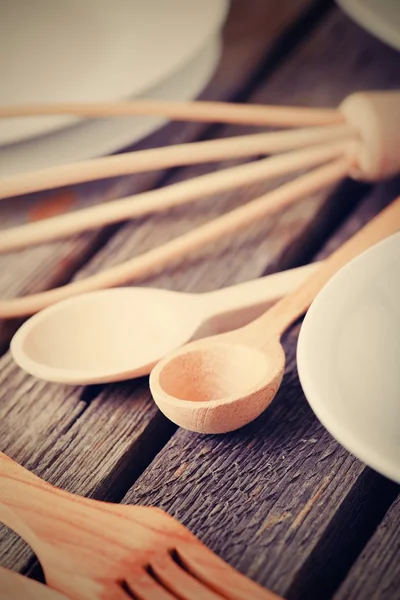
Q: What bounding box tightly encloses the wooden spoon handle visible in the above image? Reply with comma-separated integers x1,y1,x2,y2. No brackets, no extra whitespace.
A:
0,157,350,318
0,98,344,127
0,140,351,253
203,262,321,325
0,125,355,201
256,196,400,341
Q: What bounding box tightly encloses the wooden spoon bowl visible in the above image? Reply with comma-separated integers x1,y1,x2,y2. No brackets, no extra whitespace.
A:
150,198,400,433
154,339,285,432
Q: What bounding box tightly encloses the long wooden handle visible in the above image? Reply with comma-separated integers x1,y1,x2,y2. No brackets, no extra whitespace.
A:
255,196,400,342
204,262,320,315
0,140,351,254
0,157,351,318
0,98,344,127
0,124,355,200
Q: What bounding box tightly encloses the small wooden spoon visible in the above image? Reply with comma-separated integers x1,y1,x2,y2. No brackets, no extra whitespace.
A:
150,197,400,434
0,567,67,600
11,263,317,384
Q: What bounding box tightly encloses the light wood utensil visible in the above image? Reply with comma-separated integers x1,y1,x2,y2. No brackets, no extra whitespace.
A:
0,91,398,319
0,140,351,253
1,90,399,201
10,263,319,384
0,125,355,202
0,157,351,318
0,567,67,600
149,196,400,434
0,97,346,127
0,452,282,600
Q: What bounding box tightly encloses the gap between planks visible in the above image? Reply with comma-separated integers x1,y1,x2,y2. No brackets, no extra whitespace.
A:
333,491,400,600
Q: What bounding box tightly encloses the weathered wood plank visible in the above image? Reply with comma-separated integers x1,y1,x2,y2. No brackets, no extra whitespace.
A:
0,356,176,571
0,0,316,350
334,493,400,600
121,179,400,600
1,6,400,591
0,191,349,574
0,0,332,571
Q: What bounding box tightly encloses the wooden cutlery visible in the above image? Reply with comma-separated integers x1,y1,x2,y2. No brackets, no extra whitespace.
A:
0,91,399,318
0,452,282,600
150,196,400,433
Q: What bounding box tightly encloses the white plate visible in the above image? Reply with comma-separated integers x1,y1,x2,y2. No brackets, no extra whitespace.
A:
337,0,400,50
0,37,221,178
297,232,400,483
0,0,229,145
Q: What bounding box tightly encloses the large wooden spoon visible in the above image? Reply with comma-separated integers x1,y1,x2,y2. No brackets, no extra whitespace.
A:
150,197,400,433
11,263,317,385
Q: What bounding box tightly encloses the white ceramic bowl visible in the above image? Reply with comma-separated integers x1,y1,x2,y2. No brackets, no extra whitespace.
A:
0,36,221,179
337,0,400,51
297,232,400,483
0,0,229,144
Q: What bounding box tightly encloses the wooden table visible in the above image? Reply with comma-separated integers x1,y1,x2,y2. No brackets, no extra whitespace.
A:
1,1,400,598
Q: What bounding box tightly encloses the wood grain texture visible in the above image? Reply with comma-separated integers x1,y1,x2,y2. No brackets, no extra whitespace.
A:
0,0,315,347
334,493,400,600
0,5,399,598
0,362,175,571
122,179,400,599
0,183,340,573
0,453,281,600
0,0,331,573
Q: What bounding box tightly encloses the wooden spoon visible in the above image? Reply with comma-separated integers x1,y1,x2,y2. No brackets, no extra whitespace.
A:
0,567,67,600
150,197,400,434
11,263,317,384
0,452,282,600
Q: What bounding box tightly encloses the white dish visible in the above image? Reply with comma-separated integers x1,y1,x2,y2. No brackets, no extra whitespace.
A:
297,232,400,483
0,37,221,179
337,0,400,51
0,0,229,145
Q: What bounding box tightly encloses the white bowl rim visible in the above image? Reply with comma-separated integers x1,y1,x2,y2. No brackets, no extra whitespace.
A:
297,231,400,483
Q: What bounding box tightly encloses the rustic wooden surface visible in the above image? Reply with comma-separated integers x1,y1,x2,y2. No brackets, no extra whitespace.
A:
0,1,399,599
335,492,400,600
121,180,400,600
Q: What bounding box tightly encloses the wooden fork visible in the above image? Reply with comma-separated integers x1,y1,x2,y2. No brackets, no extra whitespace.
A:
0,452,282,600
0,566,67,600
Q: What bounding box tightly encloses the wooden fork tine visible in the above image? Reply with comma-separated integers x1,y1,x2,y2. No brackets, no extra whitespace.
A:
175,544,284,600
149,554,224,600
124,570,177,600
109,583,137,600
